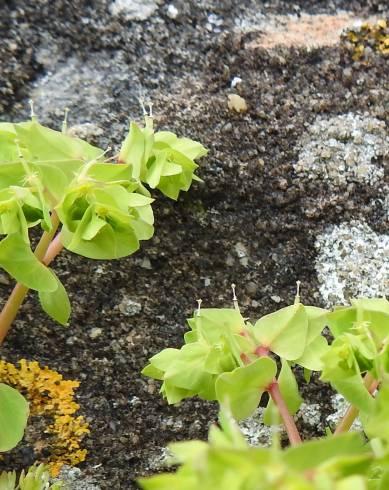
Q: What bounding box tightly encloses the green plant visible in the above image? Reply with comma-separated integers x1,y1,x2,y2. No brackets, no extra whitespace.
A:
0,383,29,452
0,109,206,457
0,463,64,490
140,291,389,489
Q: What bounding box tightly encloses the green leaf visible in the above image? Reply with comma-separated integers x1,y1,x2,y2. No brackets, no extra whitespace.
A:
61,223,139,259
161,381,197,404
335,475,368,490
0,234,57,292
0,469,16,490
38,271,71,325
327,299,389,342
253,304,308,360
142,348,181,381
57,182,154,259
163,343,215,398
119,122,149,180
327,306,356,338
283,432,366,471
263,359,302,425
294,335,330,371
139,473,197,490
143,344,216,403
13,120,103,163
0,383,29,452
332,375,375,414
305,306,329,345
203,343,237,374
365,384,389,443
215,357,277,420
188,308,247,345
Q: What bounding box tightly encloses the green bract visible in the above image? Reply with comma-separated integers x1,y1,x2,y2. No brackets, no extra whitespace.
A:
119,117,207,200
321,298,389,418
143,294,389,488
57,179,154,259
0,464,64,490
143,299,330,420
0,116,206,324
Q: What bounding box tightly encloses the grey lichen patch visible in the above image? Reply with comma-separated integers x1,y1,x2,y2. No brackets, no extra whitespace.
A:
145,447,173,472
326,394,362,432
56,466,101,490
294,113,387,187
297,402,323,431
238,408,280,447
315,221,389,306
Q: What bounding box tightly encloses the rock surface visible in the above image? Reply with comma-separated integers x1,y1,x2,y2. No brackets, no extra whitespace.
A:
0,0,388,488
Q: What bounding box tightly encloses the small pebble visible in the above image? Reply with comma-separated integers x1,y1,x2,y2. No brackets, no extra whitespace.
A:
227,94,248,113
271,295,281,303
89,328,102,339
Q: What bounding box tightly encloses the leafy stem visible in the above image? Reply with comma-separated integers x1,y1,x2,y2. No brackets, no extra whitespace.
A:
0,212,60,344
251,344,302,446
267,380,302,446
334,372,378,435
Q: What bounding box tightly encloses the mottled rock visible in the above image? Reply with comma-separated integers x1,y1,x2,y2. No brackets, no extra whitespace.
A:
315,221,389,306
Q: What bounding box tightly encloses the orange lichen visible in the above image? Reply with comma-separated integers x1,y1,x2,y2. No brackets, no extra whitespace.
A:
0,359,89,476
344,19,389,60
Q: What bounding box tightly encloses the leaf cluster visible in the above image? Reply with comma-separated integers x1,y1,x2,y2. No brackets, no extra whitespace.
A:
142,296,389,489
0,117,206,325
0,464,64,490
139,404,389,490
143,300,328,421
0,115,206,457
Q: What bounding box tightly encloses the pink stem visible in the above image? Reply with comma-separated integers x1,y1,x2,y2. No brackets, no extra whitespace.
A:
43,234,64,266
267,381,302,446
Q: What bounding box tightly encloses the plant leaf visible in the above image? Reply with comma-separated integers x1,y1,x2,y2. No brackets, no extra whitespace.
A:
38,271,71,325
294,335,330,371
253,304,308,360
0,234,57,292
0,383,29,452
215,357,277,420
283,432,366,471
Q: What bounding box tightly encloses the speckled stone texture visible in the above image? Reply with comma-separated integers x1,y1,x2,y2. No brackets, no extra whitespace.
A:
0,0,388,488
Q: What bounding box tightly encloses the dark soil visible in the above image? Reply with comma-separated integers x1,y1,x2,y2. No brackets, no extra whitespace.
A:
0,0,388,488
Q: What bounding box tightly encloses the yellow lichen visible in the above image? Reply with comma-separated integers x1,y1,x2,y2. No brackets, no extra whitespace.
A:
343,19,389,60
0,359,89,477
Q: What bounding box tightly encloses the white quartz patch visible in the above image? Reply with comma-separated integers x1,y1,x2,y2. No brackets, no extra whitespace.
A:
110,0,157,21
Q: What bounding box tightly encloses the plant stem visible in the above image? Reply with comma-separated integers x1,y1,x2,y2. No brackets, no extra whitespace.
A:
267,381,302,446
42,234,64,266
334,372,377,435
0,213,61,344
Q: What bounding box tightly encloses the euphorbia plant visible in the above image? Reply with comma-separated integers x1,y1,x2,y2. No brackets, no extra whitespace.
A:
142,286,329,444
141,291,389,489
0,108,206,451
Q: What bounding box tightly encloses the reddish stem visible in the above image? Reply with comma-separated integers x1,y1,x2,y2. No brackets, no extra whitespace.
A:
254,345,269,357
42,234,64,265
250,343,302,446
267,381,302,446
